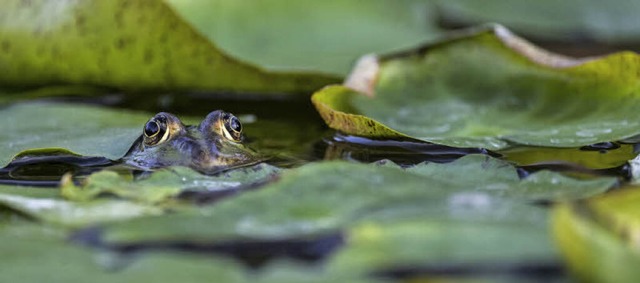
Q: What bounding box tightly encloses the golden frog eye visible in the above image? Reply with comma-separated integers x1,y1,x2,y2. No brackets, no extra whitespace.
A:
143,116,170,146
221,113,243,142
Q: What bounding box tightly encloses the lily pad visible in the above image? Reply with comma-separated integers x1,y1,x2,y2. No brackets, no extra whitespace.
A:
0,193,162,227
328,202,559,281
0,103,149,167
437,0,640,43
85,159,565,281
553,188,640,283
0,184,59,199
96,156,612,244
0,223,387,283
406,155,617,201
0,224,248,283
62,163,281,204
0,0,337,95
501,144,635,169
312,24,640,149
166,0,440,75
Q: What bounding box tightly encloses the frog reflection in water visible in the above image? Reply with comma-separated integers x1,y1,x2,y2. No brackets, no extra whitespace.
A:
122,110,261,174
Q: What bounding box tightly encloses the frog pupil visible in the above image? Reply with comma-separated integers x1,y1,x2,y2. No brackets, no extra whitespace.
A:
229,117,241,132
144,121,160,137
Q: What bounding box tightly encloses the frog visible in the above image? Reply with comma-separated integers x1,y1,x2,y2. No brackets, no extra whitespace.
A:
121,110,261,174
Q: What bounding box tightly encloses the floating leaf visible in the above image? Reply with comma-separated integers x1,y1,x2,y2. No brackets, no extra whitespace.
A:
96,156,611,245
553,188,640,283
93,161,448,244
0,0,337,95
405,155,616,201
62,164,280,204
0,224,386,283
501,143,635,169
0,193,162,227
0,224,252,283
166,0,440,75
0,184,59,199
328,201,559,281
437,0,640,43
312,25,640,149
86,159,563,281
0,103,149,167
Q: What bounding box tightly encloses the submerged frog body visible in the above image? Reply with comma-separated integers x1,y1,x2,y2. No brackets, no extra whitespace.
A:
122,111,260,173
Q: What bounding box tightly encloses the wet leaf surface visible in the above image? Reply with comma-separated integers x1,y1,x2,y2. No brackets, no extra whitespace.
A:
62,164,281,204
52,157,608,282
313,25,640,149
0,224,385,283
0,193,162,227
329,202,561,281
405,155,617,201
0,224,246,283
0,103,148,167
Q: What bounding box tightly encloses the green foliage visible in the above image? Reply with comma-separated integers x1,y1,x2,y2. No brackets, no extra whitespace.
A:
313,25,640,149
0,0,337,95
166,0,439,75
2,2,640,282
62,164,281,204
437,0,640,42
0,103,148,166
553,189,640,283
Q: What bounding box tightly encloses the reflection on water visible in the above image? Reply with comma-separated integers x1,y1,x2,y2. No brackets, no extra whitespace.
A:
319,133,497,165
0,154,113,187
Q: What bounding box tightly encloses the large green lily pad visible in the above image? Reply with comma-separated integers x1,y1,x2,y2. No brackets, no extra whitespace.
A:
328,205,559,281
0,224,246,283
95,156,612,244
62,163,281,204
436,0,640,43
553,188,640,283
0,103,149,167
82,158,565,281
0,156,603,281
0,223,386,283
405,154,616,201
312,25,640,150
0,193,162,227
0,0,337,95
166,0,440,76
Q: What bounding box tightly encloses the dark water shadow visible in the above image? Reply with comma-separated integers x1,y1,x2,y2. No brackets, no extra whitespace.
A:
71,227,344,268
0,154,114,187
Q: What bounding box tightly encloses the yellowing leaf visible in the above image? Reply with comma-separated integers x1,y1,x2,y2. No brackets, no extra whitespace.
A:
313,25,640,149
0,0,337,95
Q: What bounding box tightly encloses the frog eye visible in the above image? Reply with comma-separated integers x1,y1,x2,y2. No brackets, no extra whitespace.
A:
143,116,170,146
221,113,242,142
